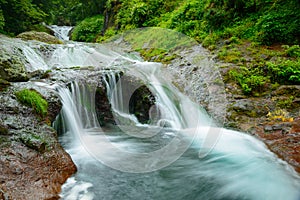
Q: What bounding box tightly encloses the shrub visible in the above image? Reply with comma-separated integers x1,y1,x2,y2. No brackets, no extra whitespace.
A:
266,59,300,84
229,67,269,94
283,45,300,58
255,2,300,45
71,15,104,42
15,89,48,118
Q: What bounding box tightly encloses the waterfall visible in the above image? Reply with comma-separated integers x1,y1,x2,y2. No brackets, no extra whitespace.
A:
47,25,73,41
54,57,300,200
2,31,298,200
0,35,122,72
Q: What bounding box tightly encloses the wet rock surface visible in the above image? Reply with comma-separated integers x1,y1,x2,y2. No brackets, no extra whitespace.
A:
16,31,63,44
0,45,28,82
0,82,76,199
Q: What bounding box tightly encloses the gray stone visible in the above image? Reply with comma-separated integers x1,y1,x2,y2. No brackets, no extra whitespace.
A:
264,125,273,132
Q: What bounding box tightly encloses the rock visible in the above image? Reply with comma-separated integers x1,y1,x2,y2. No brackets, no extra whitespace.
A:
231,99,269,117
0,82,76,199
0,123,9,135
0,47,28,82
272,85,300,97
0,79,11,91
16,31,63,44
264,125,273,132
19,132,46,152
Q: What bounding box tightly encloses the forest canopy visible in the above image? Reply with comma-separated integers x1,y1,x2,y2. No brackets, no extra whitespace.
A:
0,0,299,45
0,0,106,34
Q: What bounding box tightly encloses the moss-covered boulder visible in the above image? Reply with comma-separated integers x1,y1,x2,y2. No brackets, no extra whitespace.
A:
0,48,28,82
16,31,63,44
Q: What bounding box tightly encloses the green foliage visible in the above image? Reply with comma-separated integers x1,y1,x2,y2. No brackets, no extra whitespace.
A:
266,59,300,84
283,45,300,58
116,0,182,30
255,1,300,45
71,15,104,42
104,0,300,46
228,56,300,95
0,9,4,32
96,28,117,42
0,0,107,35
52,0,107,25
15,89,48,118
229,67,269,94
0,0,47,34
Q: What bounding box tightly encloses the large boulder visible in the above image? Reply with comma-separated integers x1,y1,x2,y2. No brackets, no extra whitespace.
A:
16,31,63,44
0,46,28,82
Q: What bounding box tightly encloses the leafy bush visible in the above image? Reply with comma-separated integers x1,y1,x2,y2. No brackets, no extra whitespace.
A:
71,15,104,42
255,1,300,45
0,0,47,34
15,89,48,118
266,59,300,84
283,45,300,58
116,0,181,30
96,28,117,42
229,67,269,94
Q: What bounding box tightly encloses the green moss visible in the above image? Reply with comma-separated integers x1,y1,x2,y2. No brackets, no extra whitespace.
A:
0,136,9,147
137,48,178,64
217,47,242,64
15,89,48,118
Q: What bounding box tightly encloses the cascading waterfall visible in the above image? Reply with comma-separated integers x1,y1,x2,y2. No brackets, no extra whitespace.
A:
1,30,299,200
47,25,73,41
55,60,300,199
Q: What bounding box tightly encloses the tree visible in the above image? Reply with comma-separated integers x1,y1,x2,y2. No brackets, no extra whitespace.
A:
1,0,46,34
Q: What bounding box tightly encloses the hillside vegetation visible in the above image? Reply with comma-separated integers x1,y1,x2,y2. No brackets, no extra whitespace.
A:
1,0,299,96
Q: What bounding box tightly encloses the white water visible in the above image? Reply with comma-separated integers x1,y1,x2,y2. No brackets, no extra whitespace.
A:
1,30,299,200
47,25,73,41
55,61,300,199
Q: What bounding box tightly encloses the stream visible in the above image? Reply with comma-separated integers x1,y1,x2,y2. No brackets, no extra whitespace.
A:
3,26,300,200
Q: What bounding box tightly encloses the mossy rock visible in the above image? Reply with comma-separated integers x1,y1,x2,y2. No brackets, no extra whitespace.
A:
16,31,63,44
0,79,11,91
272,85,300,98
0,47,29,82
19,132,46,152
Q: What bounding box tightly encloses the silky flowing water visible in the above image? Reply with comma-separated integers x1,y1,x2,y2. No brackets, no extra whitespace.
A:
1,26,299,200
